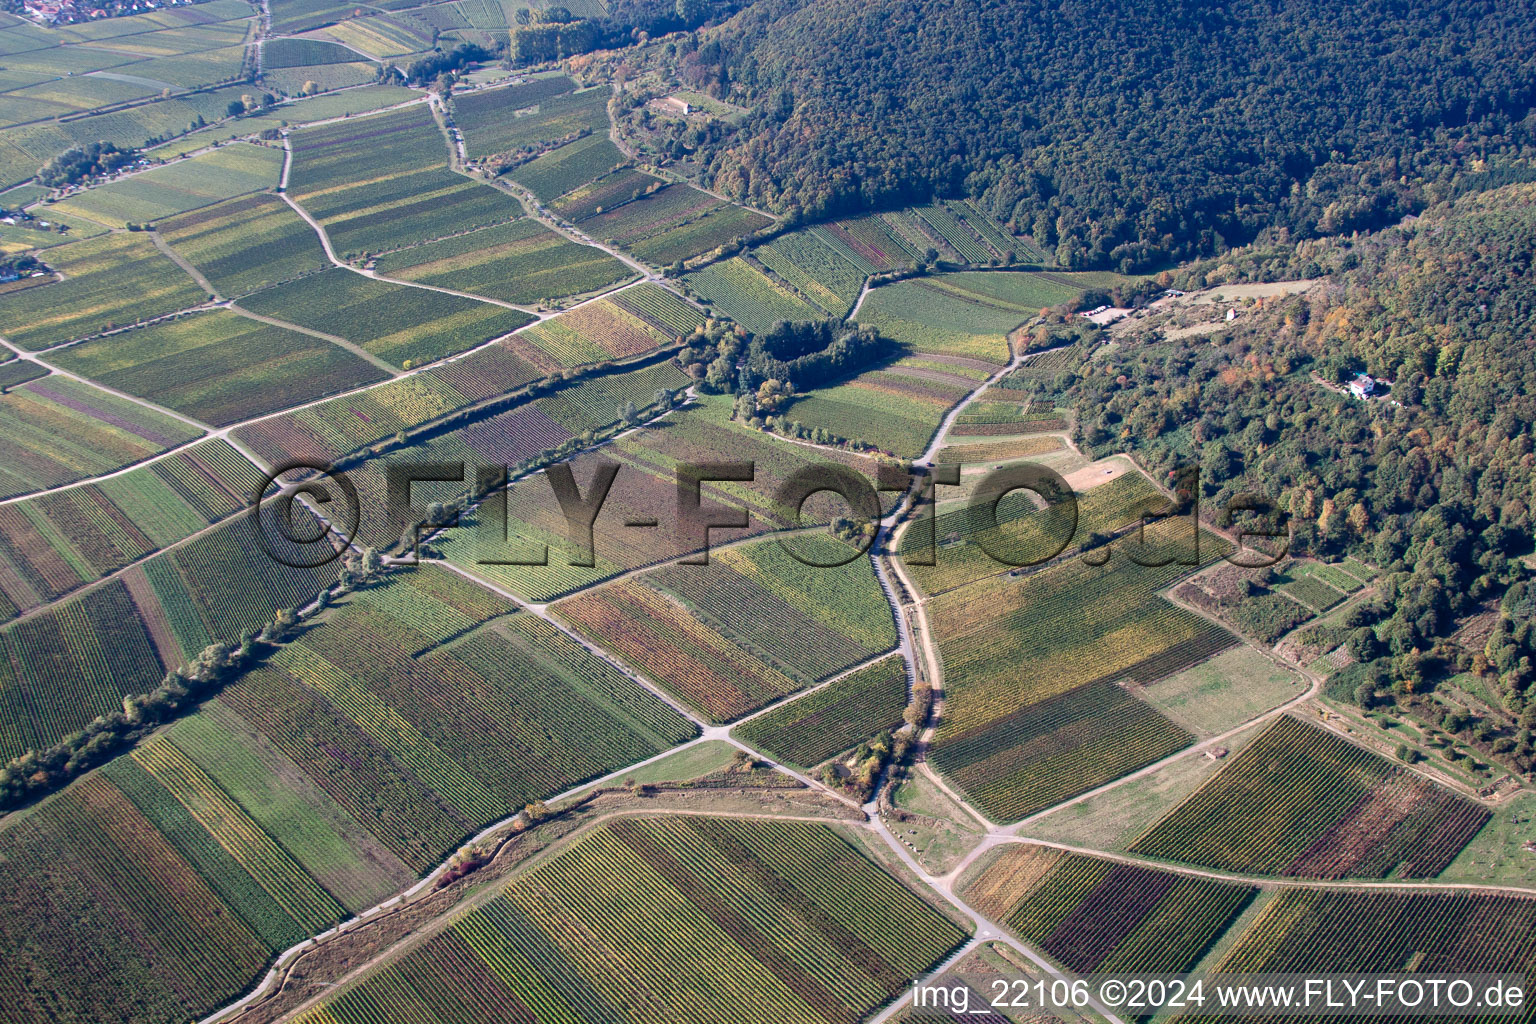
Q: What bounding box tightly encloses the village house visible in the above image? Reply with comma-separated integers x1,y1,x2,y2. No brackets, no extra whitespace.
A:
1348,374,1376,400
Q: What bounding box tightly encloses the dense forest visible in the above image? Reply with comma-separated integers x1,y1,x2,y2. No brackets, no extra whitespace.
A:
1056,182,1536,767
685,0,1536,269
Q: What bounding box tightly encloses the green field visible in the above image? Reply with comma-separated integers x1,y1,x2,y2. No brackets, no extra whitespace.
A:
52,308,389,425
49,143,283,227
158,192,331,298
0,232,205,350
508,131,628,202
1139,645,1303,735
855,274,1070,362
262,36,363,66
238,268,534,367
685,256,824,332
733,654,908,769
373,218,632,305
290,817,967,1024
785,364,974,457
453,77,604,157
287,104,522,258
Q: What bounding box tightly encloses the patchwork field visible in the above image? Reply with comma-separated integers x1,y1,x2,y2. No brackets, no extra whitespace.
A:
733,654,909,769
290,817,968,1024
52,309,389,425
287,104,521,258
0,567,696,1024
1129,715,1491,879
442,392,881,603
238,267,534,367
558,532,896,722
48,143,283,227
786,364,975,458
928,525,1239,821
962,844,1255,974
0,502,345,759
372,217,633,305
231,337,561,467
452,76,600,158
157,192,330,297
855,274,1064,362
0,232,205,350
513,283,702,365
0,438,265,619
0,375,204,501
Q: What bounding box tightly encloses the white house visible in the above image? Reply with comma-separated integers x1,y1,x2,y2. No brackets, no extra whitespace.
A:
1348,374,1376,400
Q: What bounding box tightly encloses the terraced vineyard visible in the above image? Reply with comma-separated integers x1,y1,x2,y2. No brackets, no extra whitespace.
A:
733,654,909,769
1130,715,1492,878
291,817,968,1024
0,567,696,1024
962,844,1256,974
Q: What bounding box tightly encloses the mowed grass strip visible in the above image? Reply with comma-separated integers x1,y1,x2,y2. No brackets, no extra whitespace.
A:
238,267,534,367
0,232,205,350
373,218,632,305
51,308,389,425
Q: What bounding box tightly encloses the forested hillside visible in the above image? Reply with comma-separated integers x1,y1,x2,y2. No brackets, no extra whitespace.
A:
691,0,1536,269
1060,182,1536,761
